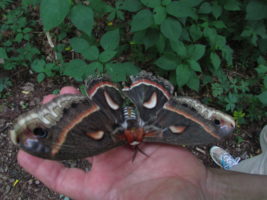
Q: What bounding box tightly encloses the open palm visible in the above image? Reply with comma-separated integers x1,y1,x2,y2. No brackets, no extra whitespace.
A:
17,87,209,200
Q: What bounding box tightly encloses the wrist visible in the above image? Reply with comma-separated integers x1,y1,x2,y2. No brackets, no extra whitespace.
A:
205,168,267,200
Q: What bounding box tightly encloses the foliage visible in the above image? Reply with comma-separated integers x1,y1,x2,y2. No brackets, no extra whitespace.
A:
0,0,267,123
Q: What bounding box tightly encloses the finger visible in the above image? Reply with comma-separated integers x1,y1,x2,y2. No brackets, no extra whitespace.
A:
18,150,91,199
42,94,58,104
60,86,80,95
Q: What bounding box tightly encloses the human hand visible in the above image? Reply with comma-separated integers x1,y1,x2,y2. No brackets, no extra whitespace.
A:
17,87,209,200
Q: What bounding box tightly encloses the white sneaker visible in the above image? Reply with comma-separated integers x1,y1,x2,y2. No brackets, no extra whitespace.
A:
210,146,240,170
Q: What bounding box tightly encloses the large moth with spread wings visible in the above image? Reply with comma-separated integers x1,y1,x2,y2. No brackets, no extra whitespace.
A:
10,71,235,160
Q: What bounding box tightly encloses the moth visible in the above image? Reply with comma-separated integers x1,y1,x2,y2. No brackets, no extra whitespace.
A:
10,71,235,160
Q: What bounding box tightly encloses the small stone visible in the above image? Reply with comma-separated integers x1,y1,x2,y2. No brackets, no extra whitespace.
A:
35,180,40,185
5,185,11,193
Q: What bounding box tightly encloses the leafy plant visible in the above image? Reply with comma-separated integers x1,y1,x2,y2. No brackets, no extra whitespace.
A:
1,0,267,123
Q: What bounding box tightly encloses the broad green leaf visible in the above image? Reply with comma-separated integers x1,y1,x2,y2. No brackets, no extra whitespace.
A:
162,0,171,6
246,1,267,20
170,40,187,58
221,45,233,66
176,63,191,87
99,50,117,63
31,59,45,72
106,62,140,82
211,2,222,19
40,0,70,31
198,2,211,14
140,0,161,8
37,73,45,83
187,72,199,91
143,29,160,49
264,77,267,88
70,5,94,36
258,91,267,105
70,38,99,60
87,61,103,74
156,34,166,53
189,24,202,41
70,37,90,53
153,6,166,25
187,44,206,61
100,29,120,50
255,64,267,74
89,0,110,16
223,0,240,11
86,46,99,61
166,1,198,19
131,10,153,32
187,59,201,72
120,0,142,12
0,48,8,59
154,53,177,70
160,18,182,41
63,59,88,81
210,52,221,70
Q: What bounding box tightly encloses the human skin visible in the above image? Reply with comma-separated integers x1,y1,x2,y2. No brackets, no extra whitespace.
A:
17,87,267,200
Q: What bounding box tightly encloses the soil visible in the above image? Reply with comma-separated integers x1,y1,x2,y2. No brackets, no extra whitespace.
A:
0,69,264,200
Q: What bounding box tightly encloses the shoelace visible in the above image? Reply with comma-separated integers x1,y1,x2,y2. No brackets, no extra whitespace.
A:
220,153,240,170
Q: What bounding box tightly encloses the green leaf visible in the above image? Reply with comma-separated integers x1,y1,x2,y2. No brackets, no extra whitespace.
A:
140,0,161,8
0,48,8,59
187,72,199,91
154,53,177,70
210,52,221,70
31,59,45,72
187,44,206,60
160,18,182,41
153,6,166,25
187,59,201,72
212,2,222,19
87,61,103,74
258,91,267,105
170,40,187,58
176,63,191,87
86,46,99,61
264,77,267,88
143,29,160,49
166,1,198,19
189,24,202,41
131,9,153,32
100,29,120,50
120,0,142,12
255,64,267,74
156,34,166,53
99,50,117,63
70,5,94,36
106,62,140,82
211,83,224,97
63,59,88,81
198,2,211,14
223,0,240,11
37,73,45,83
162,0,171,6
70,38,99,60
246,1,267,20
40,0,70,31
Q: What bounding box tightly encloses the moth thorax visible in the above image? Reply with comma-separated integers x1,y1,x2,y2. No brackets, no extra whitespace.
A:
123,106,136,120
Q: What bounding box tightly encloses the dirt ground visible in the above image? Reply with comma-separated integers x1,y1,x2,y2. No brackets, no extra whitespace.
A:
0,71,264,200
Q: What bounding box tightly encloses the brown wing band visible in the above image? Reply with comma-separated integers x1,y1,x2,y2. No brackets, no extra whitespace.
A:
164,103,220,139
51,104,100,156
